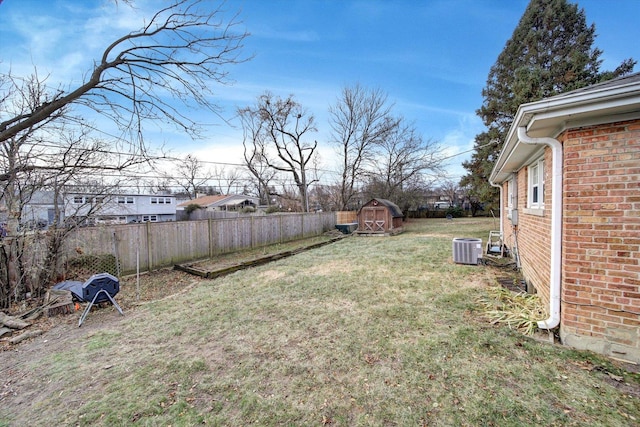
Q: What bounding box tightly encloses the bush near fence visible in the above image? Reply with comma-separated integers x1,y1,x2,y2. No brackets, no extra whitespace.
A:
61,212,337,278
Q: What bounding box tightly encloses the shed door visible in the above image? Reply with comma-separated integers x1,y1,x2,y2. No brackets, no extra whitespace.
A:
363,207,386,232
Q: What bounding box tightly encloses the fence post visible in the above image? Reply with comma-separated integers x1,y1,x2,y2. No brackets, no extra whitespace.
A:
208,218,213,259
250,215,255,249
112,231,121,277
146,221,152,272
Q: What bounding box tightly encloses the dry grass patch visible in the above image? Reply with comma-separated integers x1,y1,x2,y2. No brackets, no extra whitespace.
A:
306,259,354,276
480,286,547,335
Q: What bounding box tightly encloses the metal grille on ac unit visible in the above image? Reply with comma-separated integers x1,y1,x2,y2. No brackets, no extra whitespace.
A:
452,238,482,265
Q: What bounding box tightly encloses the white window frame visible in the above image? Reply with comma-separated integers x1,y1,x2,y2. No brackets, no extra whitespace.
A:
118,196,135,204
528,158,544,209
151,197,171,204
142,215,158,222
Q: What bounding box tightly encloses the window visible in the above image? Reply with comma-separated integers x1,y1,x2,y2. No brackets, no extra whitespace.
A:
118,196,134,204
151,197,171,204
73,196,85,204
142,215,158,222
528,158,544,209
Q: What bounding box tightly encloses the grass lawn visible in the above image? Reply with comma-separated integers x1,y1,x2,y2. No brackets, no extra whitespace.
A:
1,218,638,426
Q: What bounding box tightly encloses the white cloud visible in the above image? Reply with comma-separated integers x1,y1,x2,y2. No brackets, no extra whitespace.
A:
436,113,483,180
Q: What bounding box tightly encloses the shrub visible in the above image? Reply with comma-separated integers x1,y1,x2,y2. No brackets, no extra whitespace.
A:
184,204,202,215
446,206,465,218
265,205,281,214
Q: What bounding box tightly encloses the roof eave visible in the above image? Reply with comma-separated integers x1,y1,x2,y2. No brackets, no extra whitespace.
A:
490,79,640,184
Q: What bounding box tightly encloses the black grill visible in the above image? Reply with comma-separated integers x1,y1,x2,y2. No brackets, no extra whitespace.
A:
54,272,119,303
53,273,123,326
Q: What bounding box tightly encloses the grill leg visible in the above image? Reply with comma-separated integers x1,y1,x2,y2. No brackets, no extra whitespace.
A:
78,289,124,327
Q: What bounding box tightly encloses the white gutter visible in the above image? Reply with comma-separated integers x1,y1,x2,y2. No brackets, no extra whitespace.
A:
516,127,563,330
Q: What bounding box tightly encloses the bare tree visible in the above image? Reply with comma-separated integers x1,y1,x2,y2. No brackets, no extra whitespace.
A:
328,84,398,210
0,122,126,306
0,0,248,307
239,93,318,212
363,118,444,212
238,105,278,205
167,154,215,199
437,179,461,207
208,165,243,195
0,0,248,148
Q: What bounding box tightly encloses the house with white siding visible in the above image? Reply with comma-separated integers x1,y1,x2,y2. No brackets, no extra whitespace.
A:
64,193,177,224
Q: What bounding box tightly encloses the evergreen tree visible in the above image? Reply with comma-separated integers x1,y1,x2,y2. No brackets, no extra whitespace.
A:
461,0,635,212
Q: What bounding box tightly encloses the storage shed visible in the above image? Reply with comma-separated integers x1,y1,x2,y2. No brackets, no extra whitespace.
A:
356,198,403,236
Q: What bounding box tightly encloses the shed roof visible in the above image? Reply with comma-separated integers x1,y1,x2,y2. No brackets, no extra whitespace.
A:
360,198,403,218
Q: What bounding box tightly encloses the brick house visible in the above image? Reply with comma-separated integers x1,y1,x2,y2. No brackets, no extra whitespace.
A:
489,72,640,363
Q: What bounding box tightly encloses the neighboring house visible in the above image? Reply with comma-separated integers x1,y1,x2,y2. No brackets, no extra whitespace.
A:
64,193,176,224
0,190,62,228
19,190,59,228
489,72,640,363
176,194,259,212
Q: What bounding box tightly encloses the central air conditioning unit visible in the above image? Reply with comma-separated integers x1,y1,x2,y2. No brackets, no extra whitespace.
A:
452,237,482,265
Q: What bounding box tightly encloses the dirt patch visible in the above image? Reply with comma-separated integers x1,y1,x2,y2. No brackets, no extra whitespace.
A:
118,269,207,308
0,269,205,351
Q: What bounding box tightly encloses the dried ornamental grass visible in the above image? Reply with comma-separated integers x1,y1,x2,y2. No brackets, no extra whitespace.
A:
479,285,546,335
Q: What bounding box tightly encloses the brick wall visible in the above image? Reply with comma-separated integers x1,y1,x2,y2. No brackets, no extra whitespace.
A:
501,147,554,307
561,119,640,361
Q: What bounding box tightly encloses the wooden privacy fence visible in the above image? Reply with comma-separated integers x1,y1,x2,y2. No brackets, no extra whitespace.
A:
336,211,357,224
62,212,336,276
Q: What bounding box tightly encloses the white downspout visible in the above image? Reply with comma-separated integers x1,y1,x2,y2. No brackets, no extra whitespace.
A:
517,127,563,330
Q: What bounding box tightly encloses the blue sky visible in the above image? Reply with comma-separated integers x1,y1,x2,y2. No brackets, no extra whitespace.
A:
1,0,639,184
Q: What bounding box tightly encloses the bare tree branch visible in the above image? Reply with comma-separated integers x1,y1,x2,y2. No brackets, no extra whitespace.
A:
0,0,249,308
238,104,278,205
0,0,249,146
363,117,445,212
329,84,398,210
239,93,318,212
